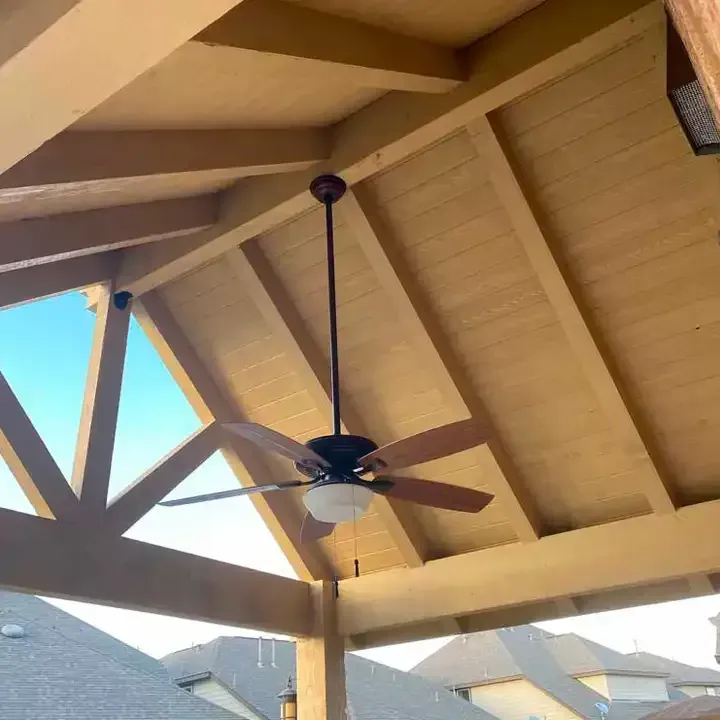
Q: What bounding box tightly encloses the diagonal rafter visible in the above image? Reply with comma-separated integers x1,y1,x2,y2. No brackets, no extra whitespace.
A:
133,291,332,581
0,196,217,272
471,114,677,515
0,372,79,520
72,282,131,516
0,254,118,311
195,0,463,93
226,244,429,568
104,422,221,536
113,0,662,298
339,186,544,542
1,128,328,190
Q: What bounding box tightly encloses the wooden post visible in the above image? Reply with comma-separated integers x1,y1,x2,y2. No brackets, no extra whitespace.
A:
666,0,720,129
72,282,131,515
296,581,347,720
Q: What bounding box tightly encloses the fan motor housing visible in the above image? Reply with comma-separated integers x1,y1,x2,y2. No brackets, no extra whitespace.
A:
300,434,377,474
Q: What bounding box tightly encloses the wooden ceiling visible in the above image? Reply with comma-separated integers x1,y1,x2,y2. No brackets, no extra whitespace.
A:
2,0,720,654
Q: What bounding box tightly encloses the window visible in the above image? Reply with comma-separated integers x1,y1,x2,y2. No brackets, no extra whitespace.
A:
456,688,471,702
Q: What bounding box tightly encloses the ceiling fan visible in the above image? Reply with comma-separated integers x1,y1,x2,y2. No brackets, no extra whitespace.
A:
160,175,494,542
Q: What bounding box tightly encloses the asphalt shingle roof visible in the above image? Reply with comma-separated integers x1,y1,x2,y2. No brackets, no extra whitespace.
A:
641,695,720,720
0,591,238,720
412,624,683,720
633,653,720,687
163,636,498,720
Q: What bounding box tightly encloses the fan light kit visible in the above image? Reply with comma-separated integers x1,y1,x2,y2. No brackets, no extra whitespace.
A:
161,174,494,544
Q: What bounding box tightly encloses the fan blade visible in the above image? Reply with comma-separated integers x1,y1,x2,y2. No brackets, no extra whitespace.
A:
300,513,335,543
359,419,489,472
159,481,308,507
371,475,493,513
223,422,329,468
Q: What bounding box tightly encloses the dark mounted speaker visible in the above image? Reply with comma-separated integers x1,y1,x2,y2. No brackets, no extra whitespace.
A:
667,11,720,156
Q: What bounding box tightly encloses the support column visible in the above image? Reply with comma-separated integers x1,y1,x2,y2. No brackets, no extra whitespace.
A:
296,581,347,720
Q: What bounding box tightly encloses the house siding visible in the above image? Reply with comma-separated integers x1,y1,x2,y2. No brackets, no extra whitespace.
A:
676,685,718,697
605,675,669,701
191,678,263,719
578,674,610,698
470,678,581,720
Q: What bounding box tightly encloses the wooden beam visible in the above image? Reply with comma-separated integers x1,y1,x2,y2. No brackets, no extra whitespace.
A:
1,129,328,190
666,0,720,129
297,580,347,720
0,0,247,175
133,291,332,581
227,244,429,568
0,505,312,635
71,282,131,515
0,253,117,310
0,197,217,272
104,422,220,535
340,186,544,541
0,372,79,520
114,0,661,297
338,498,720,639
472,115,677,515
196,0,463,93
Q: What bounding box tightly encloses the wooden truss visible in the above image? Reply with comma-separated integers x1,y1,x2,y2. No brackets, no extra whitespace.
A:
3,0,720,716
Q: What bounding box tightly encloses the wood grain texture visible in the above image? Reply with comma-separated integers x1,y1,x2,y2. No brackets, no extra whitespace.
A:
0,0,247,174
0,505,312,636
104,423,220,535
0,196,217,271
114,0,661,297
71,282,131,515
0,254,117,310
227,244,429,570
296,581,347,720
473,115,677,514
341,186,544,541
0,372,79,520
197,0,464,93
133,291,332,581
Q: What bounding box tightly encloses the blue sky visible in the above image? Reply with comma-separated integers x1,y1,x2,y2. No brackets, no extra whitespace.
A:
2,291,720,671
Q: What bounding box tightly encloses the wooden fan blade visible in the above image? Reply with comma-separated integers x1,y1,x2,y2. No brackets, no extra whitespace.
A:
371,475,493,513
223,422,329,468
358,419,489,472
159,481,308,507
300,513,335,543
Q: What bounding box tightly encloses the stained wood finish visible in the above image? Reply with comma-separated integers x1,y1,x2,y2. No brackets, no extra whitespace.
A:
0,506,312,636
71,283,131,515
104,423,221,535
666,0,720,128
0,196,217,272
227,244,430,568
0,254,117,311
296,581,347,720
339,497,720,639
114,0,660,297
472,114,677,514
0,0,247,175
0,372,79,520
197,0,464,92
341,186,544,541
133,292,332,581
0,129,328,190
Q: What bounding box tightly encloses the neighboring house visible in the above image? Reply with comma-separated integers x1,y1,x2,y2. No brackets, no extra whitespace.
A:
163,636,498,720
632,653,720,699
0,591,240,720
411,624,717,720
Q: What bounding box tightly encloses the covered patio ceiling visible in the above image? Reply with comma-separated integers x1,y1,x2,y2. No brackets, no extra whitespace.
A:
2,0,720,716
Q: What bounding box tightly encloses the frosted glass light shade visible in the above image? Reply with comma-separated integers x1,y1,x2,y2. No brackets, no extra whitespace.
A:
303,482,373,523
